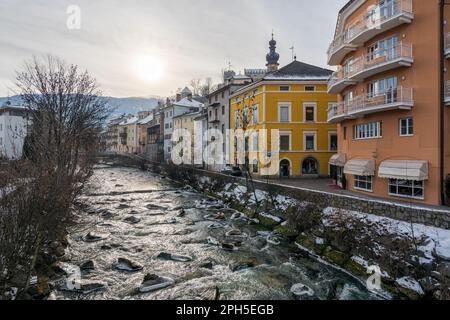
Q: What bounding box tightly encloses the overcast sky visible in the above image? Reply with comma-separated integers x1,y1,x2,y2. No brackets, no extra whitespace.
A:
0,0,347,98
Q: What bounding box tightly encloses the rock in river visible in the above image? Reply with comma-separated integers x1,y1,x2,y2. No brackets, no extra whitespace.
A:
83,232,108,243
290,283,315,299
139,274,174,293
124,216,141,225
157,252,193,262
79,260,95,271
115,258,143,272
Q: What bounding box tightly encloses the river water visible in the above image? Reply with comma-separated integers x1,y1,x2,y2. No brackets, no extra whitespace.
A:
50,166,380,300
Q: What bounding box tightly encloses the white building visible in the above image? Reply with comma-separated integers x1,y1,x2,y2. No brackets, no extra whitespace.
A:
0,104,29,160
162,87,204,162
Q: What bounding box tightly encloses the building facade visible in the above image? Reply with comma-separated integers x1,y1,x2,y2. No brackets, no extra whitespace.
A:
327,0,450,206
230,37,338,178
162,88,205,162
206,72,252,171
0,104,29,160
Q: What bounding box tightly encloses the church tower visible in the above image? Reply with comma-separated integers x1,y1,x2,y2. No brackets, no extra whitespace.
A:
266,33,280,72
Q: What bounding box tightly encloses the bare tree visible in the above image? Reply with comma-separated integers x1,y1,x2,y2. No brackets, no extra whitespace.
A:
0,55,110,298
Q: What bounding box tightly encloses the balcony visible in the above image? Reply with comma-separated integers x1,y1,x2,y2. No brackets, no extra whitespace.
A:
445,33,450,59
328,0,414,65
445,81,450,106
351,43,413,81
327,69,357,94
328,43,413,94
328,87,414,123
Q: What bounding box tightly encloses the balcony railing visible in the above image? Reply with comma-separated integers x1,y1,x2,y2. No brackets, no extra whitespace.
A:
445,33,450,59
328,43,413,94
328,0,414,65
445,81,450,106
328,87,414,123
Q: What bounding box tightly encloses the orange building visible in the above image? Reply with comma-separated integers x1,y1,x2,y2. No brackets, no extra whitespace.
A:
327,0,450,206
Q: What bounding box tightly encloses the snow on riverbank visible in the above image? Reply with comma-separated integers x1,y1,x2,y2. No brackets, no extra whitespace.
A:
323,207,450,263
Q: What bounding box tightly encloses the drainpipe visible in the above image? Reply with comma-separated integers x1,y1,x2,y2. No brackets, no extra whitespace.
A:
440,1,446,205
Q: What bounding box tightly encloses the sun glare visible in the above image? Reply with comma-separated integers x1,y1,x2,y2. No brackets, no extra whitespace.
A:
135,55,164,82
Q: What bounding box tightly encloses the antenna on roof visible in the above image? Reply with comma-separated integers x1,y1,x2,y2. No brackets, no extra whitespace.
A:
289,46,295,61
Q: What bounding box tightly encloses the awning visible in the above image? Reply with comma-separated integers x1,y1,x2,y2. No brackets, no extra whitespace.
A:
329,154,347,167
378,160,429,181
344,159,375,176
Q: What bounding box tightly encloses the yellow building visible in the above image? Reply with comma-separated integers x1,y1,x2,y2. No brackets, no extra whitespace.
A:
173,109,203,163
230,60,338,178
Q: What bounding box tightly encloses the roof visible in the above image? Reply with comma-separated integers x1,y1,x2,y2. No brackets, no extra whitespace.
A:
263,60,333,81
339,0,356,14
172,109,201,120
230,60,333,97
138,113,154,125
0,105,29,115
120,116,138,125
181,87,192,94
173,97,204,108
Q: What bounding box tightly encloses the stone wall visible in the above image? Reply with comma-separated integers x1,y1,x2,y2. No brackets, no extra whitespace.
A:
102,153,450,230
194,169,450,230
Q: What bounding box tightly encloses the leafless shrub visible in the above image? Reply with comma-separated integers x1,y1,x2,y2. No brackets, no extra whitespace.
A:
0,55,110,298
285,203,321,233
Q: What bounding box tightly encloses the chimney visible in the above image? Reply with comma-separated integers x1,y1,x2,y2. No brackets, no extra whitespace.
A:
187,93,193,101
176,93,181,102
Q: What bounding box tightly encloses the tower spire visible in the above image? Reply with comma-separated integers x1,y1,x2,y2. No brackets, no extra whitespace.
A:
266,33,280,72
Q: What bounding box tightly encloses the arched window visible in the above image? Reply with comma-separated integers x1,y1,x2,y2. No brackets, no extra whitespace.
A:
302,157,319,175
280,159,291,178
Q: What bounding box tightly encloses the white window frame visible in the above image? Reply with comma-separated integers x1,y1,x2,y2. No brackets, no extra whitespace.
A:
328,131,338,151
303,131,317,151
253,104,259,124
303,103,317,122
354,122,382,140
388,179,425,200
278,103,292,123
354,175,373,192
279,131,292,151
399,117,414,137
252,132,259,152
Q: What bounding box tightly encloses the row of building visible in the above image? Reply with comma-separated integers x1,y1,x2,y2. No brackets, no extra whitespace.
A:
96,0,450,208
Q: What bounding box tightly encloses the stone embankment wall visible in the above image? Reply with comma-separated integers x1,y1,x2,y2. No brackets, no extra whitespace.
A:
101,153,450,230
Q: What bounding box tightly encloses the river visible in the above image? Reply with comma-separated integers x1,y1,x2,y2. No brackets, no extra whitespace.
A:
49,166,380,300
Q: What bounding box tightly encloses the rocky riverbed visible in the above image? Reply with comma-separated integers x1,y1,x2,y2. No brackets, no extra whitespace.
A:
48,166,381,300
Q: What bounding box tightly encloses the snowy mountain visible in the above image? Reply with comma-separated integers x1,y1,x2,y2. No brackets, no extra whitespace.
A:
0,95,162,118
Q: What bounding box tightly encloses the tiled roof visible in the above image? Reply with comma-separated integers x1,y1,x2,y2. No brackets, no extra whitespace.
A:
263,60,333,81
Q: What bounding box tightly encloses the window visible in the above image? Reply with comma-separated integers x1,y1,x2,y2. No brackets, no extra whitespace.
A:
280,134,291,151
235,110,240,128
354,175,373,191
221,124,225,134
367,35,398,62
221,92,224,99
304,133,316,151
305,86,315,92
253,105,259,124
389,179,424,200
280,86,290,91
165,123,169,129
253,160,259,173
215,95,218,102
222,105,225,115
252,133,259,152
304,105,316,122
279,105,291,122
400,118,413,136
329,133,338,151
215,109,218,119
343,127,347,140
354,122,382,140
368,76,398,99
302,157,319,175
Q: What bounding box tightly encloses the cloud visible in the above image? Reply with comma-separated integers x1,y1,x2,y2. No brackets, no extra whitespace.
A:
0,0,348,97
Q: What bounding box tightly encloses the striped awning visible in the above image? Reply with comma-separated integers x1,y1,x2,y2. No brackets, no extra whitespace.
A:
344,159,375,176
329,154,347,167
378,160,429,181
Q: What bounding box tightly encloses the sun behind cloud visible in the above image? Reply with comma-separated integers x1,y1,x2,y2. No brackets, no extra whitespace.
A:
134,54,164,82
